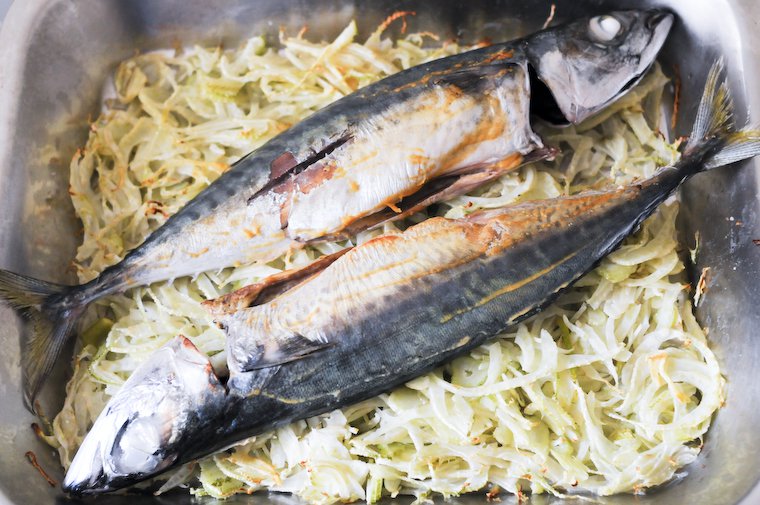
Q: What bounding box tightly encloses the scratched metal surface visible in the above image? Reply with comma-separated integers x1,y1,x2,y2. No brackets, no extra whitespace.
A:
0,0,758,504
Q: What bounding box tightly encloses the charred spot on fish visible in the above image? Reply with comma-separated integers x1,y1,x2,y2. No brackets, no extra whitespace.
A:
270,152,299,181
247,134,352,206
528,64,568,126
290,160,341,197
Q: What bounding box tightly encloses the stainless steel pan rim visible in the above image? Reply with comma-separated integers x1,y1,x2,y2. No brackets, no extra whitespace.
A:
0,1,759,504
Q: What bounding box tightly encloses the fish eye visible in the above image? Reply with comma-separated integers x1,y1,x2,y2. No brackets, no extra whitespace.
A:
589,15,622,42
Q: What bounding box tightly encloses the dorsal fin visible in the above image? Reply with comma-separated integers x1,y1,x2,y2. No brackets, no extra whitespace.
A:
202,247,352,315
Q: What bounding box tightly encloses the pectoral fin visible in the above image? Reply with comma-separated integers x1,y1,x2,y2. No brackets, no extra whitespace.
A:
238,333,334,372
202,247,352,316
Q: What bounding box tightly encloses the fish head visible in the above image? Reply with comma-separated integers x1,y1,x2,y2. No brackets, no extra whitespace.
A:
526,9,674,124
62,337,226,495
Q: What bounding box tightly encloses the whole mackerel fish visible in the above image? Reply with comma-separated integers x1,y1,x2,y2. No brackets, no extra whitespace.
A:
63,62,760,495
0,9,673,408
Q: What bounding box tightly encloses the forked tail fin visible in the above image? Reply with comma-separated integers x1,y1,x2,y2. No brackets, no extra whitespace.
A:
684,59,760,170
0,269,88,411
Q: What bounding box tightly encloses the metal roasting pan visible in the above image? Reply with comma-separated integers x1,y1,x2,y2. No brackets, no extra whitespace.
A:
1,0,759,504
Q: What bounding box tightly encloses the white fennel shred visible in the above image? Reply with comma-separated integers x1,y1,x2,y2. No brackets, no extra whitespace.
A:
50,19,726,504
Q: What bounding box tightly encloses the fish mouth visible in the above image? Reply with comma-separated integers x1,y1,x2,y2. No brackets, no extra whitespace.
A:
62,464,112,496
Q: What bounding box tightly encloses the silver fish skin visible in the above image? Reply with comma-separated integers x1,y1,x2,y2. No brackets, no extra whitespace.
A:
62,61,760,495
0,10,672,409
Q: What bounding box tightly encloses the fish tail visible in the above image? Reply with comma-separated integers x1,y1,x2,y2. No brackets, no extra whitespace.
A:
685,59,760,169
703,129,760,169
0,269,89,412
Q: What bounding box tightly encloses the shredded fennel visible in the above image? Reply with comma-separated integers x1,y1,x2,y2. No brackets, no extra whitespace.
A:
50,19,725,504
